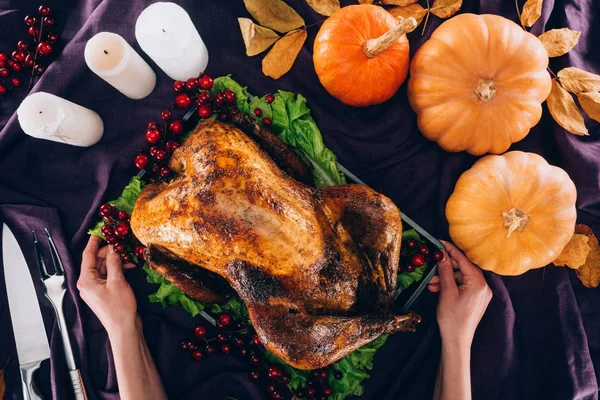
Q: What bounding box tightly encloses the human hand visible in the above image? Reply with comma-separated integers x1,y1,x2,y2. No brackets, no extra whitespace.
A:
427,240,492,350
77,236,138,337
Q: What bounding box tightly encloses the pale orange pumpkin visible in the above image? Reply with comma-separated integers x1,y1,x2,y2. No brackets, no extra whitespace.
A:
446,151,577,276
408,14,552,155
313,5,416,107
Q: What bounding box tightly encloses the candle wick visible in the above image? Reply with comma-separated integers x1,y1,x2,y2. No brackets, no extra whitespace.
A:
162,28,166,33
39,111,42,114
103,49,108,54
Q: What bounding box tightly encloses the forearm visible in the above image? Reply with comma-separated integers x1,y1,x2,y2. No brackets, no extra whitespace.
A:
108,318,167,400
433,343,471,400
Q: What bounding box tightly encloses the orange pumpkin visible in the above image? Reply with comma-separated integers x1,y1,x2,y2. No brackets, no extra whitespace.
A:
446,151,577,276
313,5,416,107
408,14,552,155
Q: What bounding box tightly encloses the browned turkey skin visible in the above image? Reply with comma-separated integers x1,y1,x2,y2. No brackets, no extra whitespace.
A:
130,120,420,370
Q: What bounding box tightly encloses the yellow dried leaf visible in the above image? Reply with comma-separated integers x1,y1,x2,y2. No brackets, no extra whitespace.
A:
538,28,581,57
430,0,462,18
238,18,280,56
546,79,589,136
577,92,600,122
520,0,543,27
553,234,590,269
575,224,600,288
558,67,600,94
243,0,305,33
305,0,340,16
262,29,307,79
381,0,418,6
389,4,428,25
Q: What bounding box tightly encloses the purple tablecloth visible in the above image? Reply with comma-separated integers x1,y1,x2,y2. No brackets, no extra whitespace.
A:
1,0,599,399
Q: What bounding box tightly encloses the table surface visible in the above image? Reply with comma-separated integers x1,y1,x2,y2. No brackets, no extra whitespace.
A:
0,0,599,399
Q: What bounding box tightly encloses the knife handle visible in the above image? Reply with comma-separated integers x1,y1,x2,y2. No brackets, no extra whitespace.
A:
69,369,88,400
20,361,43,400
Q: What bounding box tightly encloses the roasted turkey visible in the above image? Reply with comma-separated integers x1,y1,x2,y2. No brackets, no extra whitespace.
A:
130,120,420,369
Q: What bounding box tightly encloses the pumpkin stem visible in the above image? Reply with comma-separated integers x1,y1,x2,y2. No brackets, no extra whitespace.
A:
474,78,497,102
502,207,530,238
363,17,418,58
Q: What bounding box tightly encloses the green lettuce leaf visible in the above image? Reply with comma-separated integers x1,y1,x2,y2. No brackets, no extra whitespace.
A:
143,265,205,317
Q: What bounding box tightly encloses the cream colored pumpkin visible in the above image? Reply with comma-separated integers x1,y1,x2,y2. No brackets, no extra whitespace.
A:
446,151,577,276
408,14,552,155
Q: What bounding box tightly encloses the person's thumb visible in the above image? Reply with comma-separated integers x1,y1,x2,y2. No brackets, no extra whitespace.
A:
106,245,125,283
437,251,458,294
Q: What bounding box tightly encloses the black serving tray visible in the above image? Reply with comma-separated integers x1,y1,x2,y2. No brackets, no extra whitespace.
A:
337,163,442,314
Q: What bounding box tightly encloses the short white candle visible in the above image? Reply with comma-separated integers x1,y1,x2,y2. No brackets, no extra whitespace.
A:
17,92,104,147
85,32,156,99
135,2,209,81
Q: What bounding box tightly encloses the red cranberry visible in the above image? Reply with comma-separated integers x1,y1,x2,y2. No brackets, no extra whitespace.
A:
47,32,59,44
17,40,29,51
151,163,160,173
173,80,185,92
37,42,53,56
117,211,128,221
181,340,190,351
228,107,240,117
307,388,316,397
215,92,225,105
267,366,282,379
134,245,146,259
398,264,405,274
0,60,4,68
196,91,211,105
175,93,191,108
114,242,126,254
216,333,228,343
323,386,333,396
11,63,22,72
0,68,8,77
28,27,40,37
250,354,261,365
11,50,25,62
99,203,114,217
221,344,232,354
224,90,236,104
253,108,262,117
192,350,204,361
418,244,430,255
146,129,161,144
147,121,158,130
253,334,262,346
101,224,114,238
185,78,198,90
198,105,211,119
218,313,232,327
24,15,37,26
218,113,228,121
205,344,216,355
154,149,167,161
0,85,7,95
186,341,197,351
406,239,417,249
105,236,118,245
249,370,260,380
165,141,179,152
160,110,173,121
198,75,213,90
134,154,149,169
34,64,45,75
262,117,272,126
265,94,275,104
169,120,183,135
114,222,130,238
103,216,115,224
120,252,132,262
38,5,51,16
319,369,328,380
406,264,415,272
43,16,55,27
433,250,444,262
233,337,244,347
411,253,426,268
193,325,207,338
159,167,171,177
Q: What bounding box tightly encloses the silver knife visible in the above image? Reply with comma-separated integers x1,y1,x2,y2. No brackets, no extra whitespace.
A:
3,224,50,400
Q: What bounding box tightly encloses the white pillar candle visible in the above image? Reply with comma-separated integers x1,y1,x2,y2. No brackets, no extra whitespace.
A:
135,2,209,81
17,92,103,147
84,32,156,99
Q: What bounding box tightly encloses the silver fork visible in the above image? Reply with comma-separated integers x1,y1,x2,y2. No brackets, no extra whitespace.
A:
33,229,88,400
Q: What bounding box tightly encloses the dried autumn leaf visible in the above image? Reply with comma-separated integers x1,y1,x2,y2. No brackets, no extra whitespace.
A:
520,0,543,27
381,0,418,6
430,0,462,18
389,4,428,25
238,18,280,56
243,0,305,33
305,0,340,16
553,234,590,269
577,92,600,122
558,67,600,94
546,79,589,136
575,225,600,288
538,28,581,57
262,29,307,79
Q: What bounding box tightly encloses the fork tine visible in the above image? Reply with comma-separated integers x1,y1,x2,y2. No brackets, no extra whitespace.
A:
32,230,50,279
45,228,65,275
